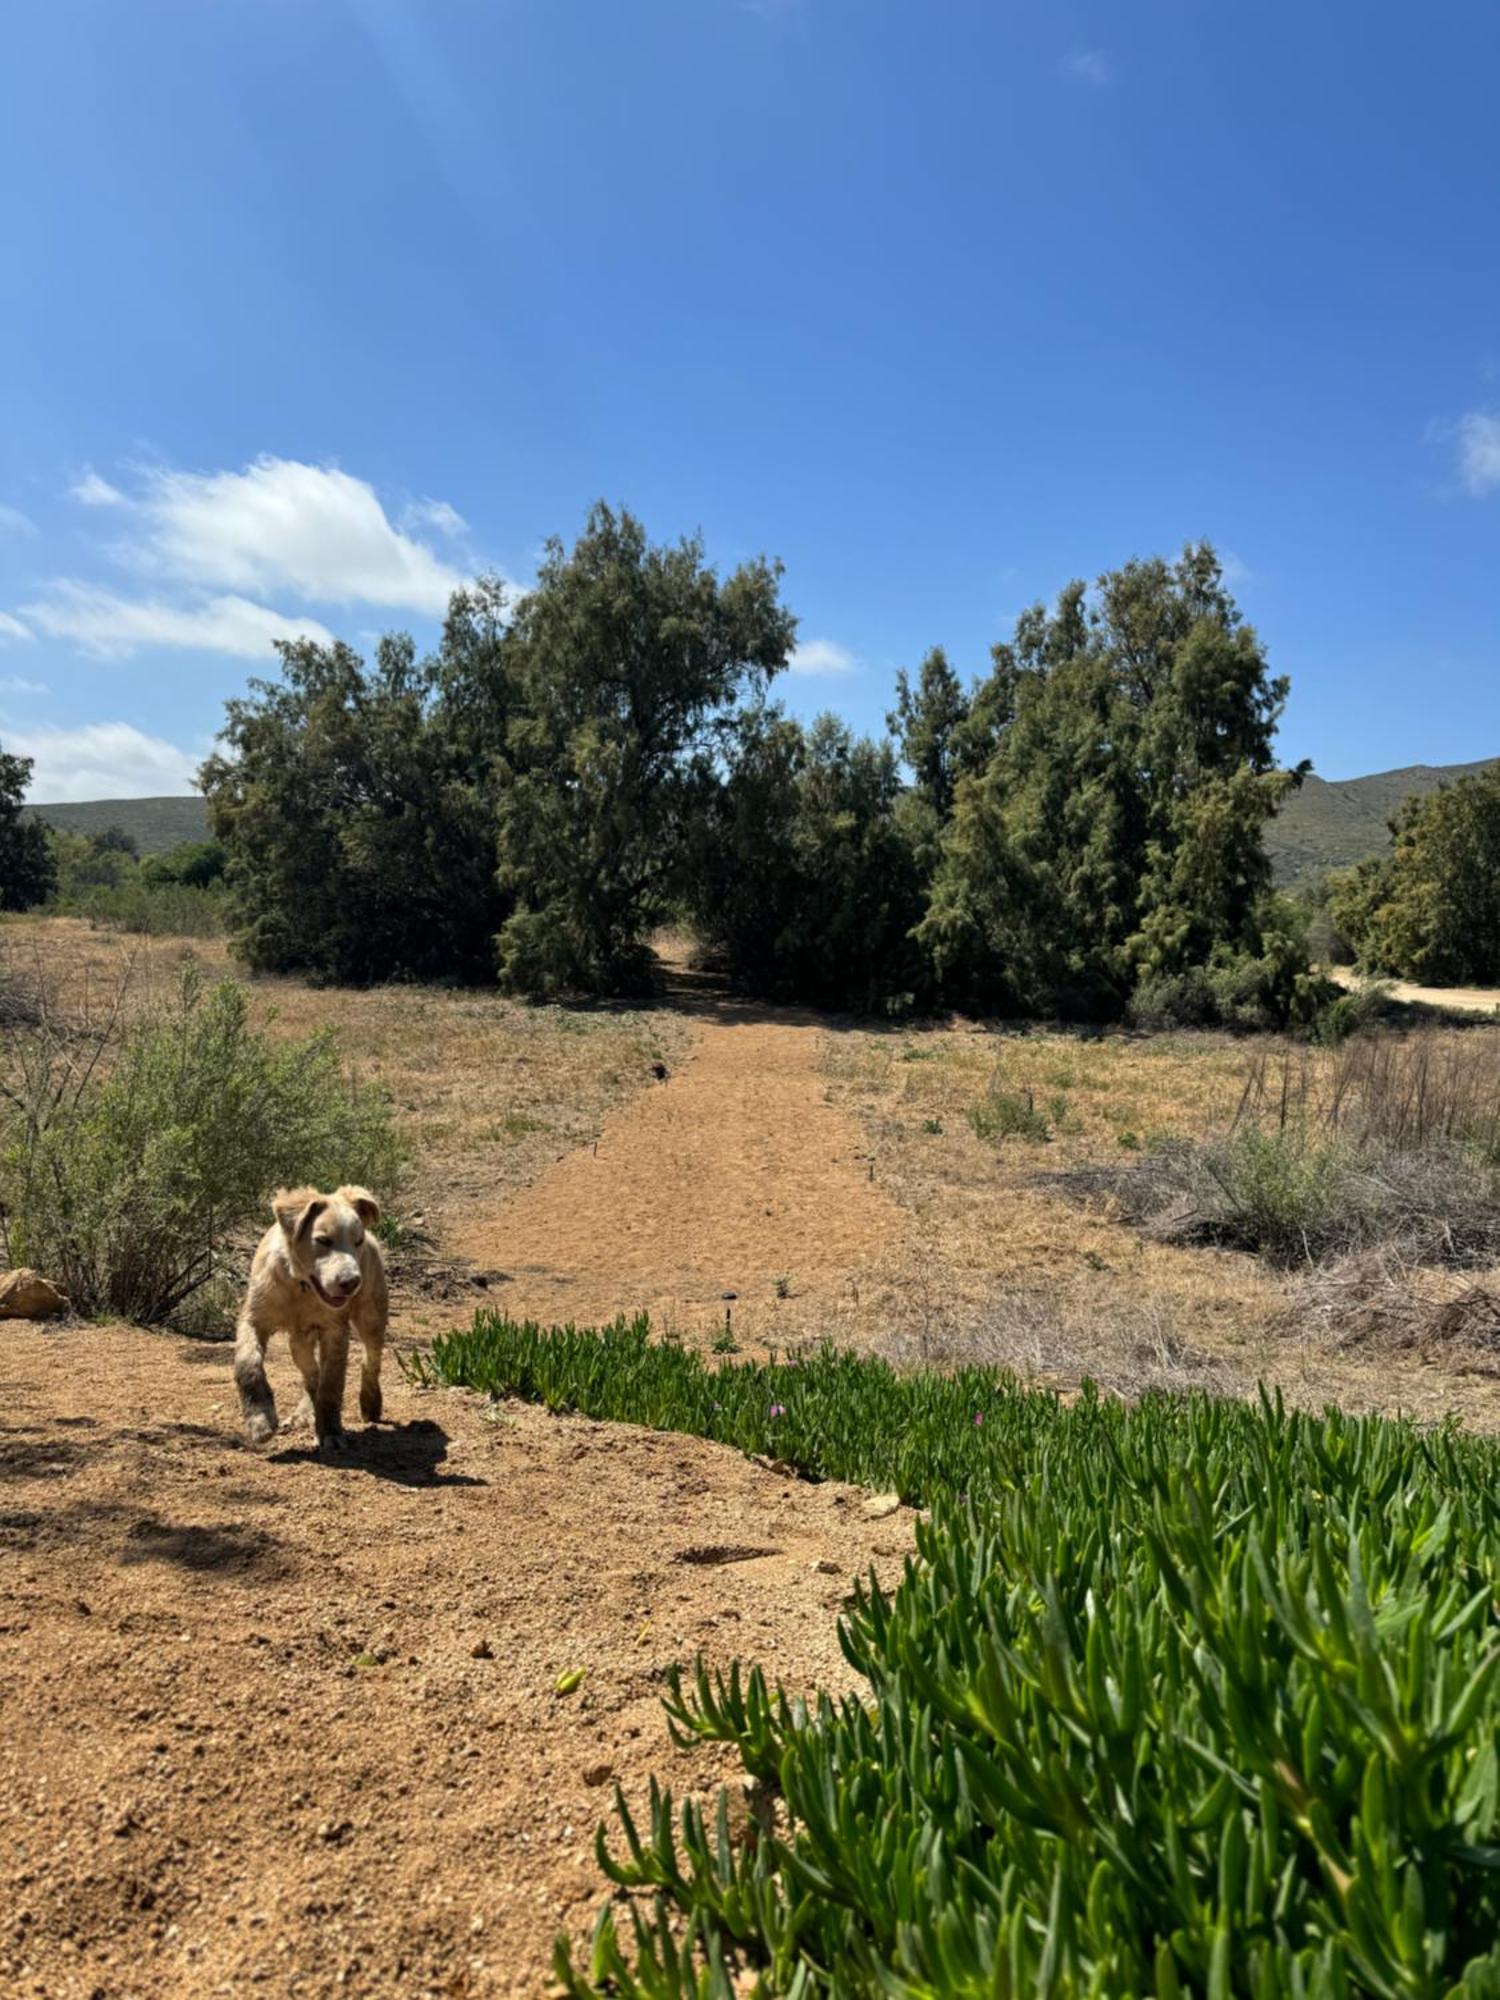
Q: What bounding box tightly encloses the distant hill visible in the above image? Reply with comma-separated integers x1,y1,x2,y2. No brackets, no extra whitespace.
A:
1267,759,1499,886
24,795,210,856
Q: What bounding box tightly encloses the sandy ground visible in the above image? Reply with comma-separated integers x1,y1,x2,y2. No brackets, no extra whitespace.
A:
447,975,905,1355
0,1322,913,2000
1330,969,1500,1015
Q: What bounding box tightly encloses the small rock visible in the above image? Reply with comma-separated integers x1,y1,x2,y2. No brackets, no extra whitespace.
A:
470,1637,494,1660
812,1559,842,1576
721,1289,738,1301
581,1762,614,1788
862,1493,902,1520
0,1269,68,1320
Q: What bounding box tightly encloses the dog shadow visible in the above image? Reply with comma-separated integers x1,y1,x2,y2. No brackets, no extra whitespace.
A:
272,1416,482,1488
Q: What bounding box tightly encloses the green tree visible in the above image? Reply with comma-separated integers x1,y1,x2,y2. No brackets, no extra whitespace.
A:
494,504,794,997
684,708,928,1012
1329,768,1500,984
0,747,56,911
200,625,507,983
921,545,1303,1019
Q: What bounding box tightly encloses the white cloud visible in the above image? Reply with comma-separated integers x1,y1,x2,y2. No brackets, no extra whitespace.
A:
0,611,31,644
1218,549,1253,587
0,674,47,695
70,469,127,508
1063,49,1109,86
788,637,859,676
10,721,200,802
19,582,336,659
0,504,36,537
403,496,469,540
125,456,466,612
1451,410,1500,497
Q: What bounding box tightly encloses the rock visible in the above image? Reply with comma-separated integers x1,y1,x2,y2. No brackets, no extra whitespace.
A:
812,1559,842,1576
862,1493,902,1520
0,1269,68,1319
581,1762,614,1788
470,1637,494,1660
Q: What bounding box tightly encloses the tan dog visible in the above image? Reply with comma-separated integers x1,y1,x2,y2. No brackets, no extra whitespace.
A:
233,1185,389,1451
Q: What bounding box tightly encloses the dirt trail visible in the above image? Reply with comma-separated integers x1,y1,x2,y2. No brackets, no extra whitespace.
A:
0,1321,914,2000
450,980,907,1350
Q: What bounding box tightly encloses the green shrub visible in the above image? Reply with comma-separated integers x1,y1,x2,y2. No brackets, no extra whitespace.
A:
0,969,401,1322
420,1317,1500,1997
71,878,227,937
967,1082,1050,1143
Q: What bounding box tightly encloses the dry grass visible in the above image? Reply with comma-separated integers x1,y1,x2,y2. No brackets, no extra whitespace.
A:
821,1015,1500,1426
0,918,691,1282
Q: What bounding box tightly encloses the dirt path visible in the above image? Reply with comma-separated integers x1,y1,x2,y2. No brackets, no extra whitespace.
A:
449,983,907,1352
1330,969,1500,1015
0,1321,914,2000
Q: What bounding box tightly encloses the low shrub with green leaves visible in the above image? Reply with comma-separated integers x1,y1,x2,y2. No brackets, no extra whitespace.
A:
967,1083,1052,1144
426,1316,1500,1997
0,968,400,1321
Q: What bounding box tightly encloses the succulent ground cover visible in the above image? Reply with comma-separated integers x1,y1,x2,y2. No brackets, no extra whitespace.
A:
427,1313,1500,1998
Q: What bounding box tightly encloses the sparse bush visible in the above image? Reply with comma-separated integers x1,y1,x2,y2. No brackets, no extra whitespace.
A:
967,1078,1050,1142
0,968,401,1322
1050,1034,1500,1266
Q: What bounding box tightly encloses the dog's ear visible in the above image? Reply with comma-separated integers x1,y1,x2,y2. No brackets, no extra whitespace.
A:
338,1185,381,1228
272,1188,327,1240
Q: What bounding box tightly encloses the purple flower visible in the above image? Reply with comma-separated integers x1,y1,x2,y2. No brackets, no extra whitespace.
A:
769,1403,786,1419
973,1413,984,1426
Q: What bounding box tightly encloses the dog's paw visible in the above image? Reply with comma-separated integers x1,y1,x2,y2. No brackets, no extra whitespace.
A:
244,1408,278,1447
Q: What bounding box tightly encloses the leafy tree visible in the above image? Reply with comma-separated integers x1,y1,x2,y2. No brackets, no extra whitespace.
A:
0,747,56,911
685,708,928,1011
200,628,507,983
1329,768,1500,984
888,647,968,820
494,504,794,997
92,824,139,858
141,838,228,890
921,545,1302,1019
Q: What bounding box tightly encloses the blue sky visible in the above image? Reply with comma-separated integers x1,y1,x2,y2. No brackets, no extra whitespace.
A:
2,0,1497,799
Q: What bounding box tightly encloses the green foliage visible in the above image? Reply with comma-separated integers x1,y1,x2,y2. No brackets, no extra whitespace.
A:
923,546,1303,1020
44,825,226,935
684,707,929,1012
0,969,400,1322
496,504,795,998
1129,902,1336,1035
201,618,507,983
422,1318,1500,1997
0,743,56,911
966,1081,1051,1143
140,838,227,890
1329,769,1500,986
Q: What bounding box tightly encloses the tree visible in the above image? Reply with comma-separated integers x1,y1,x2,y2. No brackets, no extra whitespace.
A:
200,626,507,983
920,545,1303,1019
493,504,795,997
889,647,969,820
0,746,56,911
684,708,929,1011
1328,769,1500,984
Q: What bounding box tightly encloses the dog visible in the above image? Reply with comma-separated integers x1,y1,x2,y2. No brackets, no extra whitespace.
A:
233,1185,389,1451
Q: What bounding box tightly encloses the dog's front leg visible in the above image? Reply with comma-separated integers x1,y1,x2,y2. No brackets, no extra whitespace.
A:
358,1326,384,1423
233,1309,279,1446
314,1322,351,1452
288,1325,321,1434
